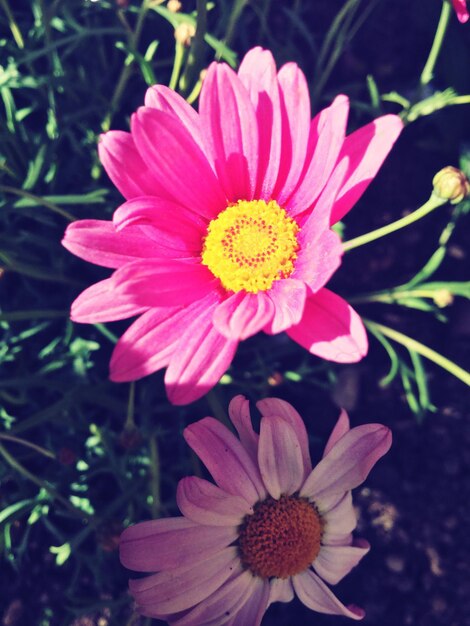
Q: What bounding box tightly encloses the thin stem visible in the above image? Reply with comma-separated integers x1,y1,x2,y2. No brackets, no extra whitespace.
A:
179,0,207,94
364,319,470,386
206,389,232,429
0,309,68,321
149,434,160,519
0,0,24,48
0,433,56,459
102,0,149,131
0,252,82,285
222,0,250,50
342,194,446,252
168,41,185,91
0,185,76,221
350,289,448,304
125,382,136,430
447,95,470,106
420,1,451,86
0,442,91,520
93,323,119,344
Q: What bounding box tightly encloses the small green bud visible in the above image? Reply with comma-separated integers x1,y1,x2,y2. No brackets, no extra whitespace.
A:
432,166,470,204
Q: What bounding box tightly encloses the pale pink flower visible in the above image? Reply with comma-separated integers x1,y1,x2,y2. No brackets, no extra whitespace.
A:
452,0,469,22
63,47,403,405
120,396,392,625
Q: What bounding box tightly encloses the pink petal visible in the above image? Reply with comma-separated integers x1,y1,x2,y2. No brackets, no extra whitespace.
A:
264,279,307,335
164,302,238,405
300,424,392,500
274,62,311,202
171,570,255,626
98,131,169,200
452,0,469,22
213,292,275,341
62,219,158,268
287,289,368,363
295,153,349,234
256,398,312,480
144,84,203,145
321,492,357,541
314,540,370,585
226,578,270,626
228,395,259,461
294,229,343,294
330,114,403,225
112,258,216,307
113,196,206,255
131,107,226,220
293,569,365,620
285,95,349,216
200,62,259,201
109,297,211,382
120,517,237,572
291,158,348,293
184,417,266,504
129,547,241,614
323,410,350,457
237,47,281,200
176,476,253,526
268,578,294,606
71,277,148,323
258,416,305,499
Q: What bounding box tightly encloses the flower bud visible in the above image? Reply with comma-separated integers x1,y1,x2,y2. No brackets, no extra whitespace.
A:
167,0,182,12
432,166,470,204
433,289,454,308
174,22,196,46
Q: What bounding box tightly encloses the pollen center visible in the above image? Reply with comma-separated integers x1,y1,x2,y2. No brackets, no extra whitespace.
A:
238,495,323,579
201,199,300,293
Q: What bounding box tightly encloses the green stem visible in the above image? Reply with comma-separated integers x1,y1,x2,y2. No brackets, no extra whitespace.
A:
222,0,250,50
0,433,56,459
0,0,24,48
447,95,470,106
125,381,136,430
0,252,81,285
179,0,207,94
206,388,232,429
102,0,149,131
420,1,451,86
0,185,76,221
0,309,68,321
350,289,447,304
364,319,470,386
0,442,90,520
168,41,186,91
342,194,446,252
93,323,119,344
149,435,160,519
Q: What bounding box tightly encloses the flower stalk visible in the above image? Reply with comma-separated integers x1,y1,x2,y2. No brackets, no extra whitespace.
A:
421,1,452,86
364,319,470,386
342,193,447,252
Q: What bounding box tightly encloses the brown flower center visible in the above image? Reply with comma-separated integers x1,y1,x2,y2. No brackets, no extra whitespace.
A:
238,495,323,579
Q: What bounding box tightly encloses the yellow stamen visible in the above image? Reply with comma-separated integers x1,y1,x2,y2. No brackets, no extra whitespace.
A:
238,496,323,579
201,199,300,293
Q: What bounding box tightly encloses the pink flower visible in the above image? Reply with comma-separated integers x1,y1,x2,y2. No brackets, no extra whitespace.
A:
63,47,403,405
452,0,469,22
120,395,392,625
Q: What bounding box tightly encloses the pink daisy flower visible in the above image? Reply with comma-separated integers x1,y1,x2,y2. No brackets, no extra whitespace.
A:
63,47,403,405
120,395,392,624
452,0,469,22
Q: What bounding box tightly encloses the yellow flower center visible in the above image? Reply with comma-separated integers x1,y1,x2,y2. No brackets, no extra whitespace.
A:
201,200,300,293
238,495,323,579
